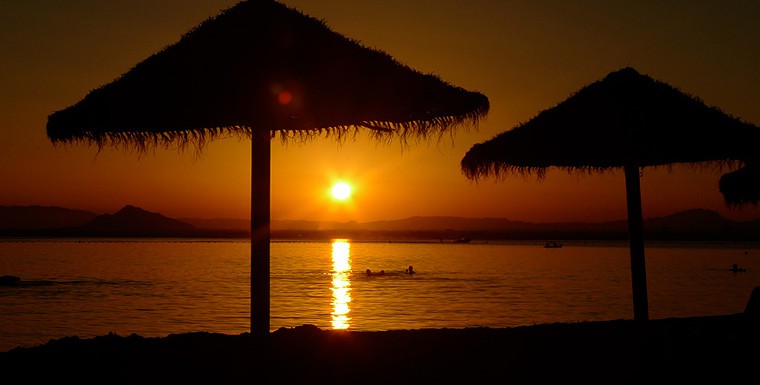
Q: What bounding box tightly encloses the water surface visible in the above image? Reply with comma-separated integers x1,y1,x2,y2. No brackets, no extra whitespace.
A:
1,238,758,351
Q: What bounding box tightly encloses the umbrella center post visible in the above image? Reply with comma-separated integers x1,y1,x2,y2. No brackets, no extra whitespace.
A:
624,163,649,322
251,130,271,336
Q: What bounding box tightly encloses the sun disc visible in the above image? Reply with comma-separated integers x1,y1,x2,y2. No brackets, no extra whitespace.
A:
331,182,352,200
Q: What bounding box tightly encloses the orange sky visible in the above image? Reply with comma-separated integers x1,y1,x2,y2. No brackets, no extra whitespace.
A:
1,1,759,223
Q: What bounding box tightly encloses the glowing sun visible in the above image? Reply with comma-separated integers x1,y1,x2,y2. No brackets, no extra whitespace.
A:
331,182,352,200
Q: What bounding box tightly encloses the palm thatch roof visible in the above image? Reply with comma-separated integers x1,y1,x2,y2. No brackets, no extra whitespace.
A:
460,67,760,323
720,163,760,207
47,0,489,152
461,67,758,180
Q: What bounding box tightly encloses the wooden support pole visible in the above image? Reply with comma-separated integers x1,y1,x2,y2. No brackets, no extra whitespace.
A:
251,130,271,336
624,163,649,322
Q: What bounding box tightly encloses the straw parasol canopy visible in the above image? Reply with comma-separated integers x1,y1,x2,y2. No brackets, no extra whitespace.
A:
47,0,489,337
462,67,759,321
47,1,488,148
720,162,760,207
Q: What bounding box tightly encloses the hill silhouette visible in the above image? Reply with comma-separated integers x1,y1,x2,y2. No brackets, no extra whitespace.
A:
74,205,196,236
0,205,242,238
264,209,760,241
0,205,96,230
1,205,758,240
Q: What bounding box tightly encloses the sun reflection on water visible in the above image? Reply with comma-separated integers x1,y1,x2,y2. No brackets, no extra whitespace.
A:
330,239,352,329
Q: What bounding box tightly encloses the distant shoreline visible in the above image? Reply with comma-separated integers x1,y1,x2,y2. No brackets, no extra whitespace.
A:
2,205,759,241
2,229,759,242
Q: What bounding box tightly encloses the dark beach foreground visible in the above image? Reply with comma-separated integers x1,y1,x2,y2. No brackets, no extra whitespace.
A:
2,308,759,385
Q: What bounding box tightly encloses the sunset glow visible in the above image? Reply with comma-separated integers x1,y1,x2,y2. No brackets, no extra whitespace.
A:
1,1,759,225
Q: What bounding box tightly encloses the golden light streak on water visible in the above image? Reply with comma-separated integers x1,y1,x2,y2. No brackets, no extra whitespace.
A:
330,239,352,329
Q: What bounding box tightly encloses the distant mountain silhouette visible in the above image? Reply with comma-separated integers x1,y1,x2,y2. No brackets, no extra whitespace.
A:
1,205,758,240
0,205,242,238
272,210,756,238
75,205,196,236
0,205,97,230
642,208,734,233
180,217,250,231
264,209,759,241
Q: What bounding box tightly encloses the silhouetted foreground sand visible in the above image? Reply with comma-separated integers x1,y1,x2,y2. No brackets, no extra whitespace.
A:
1,312,758,384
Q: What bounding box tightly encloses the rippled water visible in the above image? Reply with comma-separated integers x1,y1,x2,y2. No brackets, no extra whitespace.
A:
1,238,758,351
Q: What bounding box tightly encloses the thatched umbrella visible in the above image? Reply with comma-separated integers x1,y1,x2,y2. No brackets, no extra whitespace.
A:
720,162,760,207
47,0,489,336
461,67,758,321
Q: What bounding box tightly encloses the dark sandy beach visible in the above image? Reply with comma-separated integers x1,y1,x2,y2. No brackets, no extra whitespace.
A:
1,311,758,384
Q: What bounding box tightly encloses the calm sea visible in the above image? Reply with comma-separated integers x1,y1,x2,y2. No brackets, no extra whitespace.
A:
1,238,758,352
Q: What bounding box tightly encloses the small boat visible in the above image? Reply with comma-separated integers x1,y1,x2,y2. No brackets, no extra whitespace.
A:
452,237,472,244
544,241,562,248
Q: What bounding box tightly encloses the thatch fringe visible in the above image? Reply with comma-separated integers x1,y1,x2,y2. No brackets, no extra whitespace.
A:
50,107,486,156
719,161,760,207
461,67,758,183
46,0,489,155
461,158,744,183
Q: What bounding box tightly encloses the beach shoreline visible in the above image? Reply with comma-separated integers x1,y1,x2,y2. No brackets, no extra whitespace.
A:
1,312,757,384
